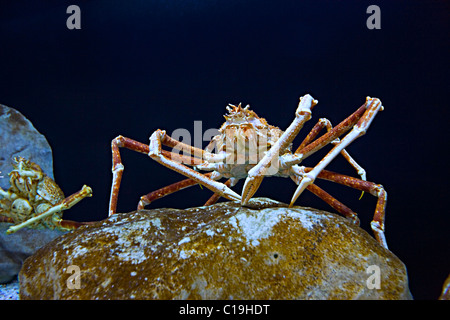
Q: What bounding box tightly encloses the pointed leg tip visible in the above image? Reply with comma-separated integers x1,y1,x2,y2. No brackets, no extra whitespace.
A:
241,175,264,206
221,186,242,203
240,194,251,206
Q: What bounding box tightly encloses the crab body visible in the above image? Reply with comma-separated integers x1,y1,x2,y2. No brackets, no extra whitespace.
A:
1,158,63,229
10,163,65,205
198,103,290,180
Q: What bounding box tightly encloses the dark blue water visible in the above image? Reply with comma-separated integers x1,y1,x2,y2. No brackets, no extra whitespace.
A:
0,0,448,300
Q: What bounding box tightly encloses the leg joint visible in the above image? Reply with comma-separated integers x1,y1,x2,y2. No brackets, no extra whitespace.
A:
112,135,125,147
113,163,124,173
372,184,386,197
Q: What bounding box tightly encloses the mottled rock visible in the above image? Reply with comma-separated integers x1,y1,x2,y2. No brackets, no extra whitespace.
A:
0,223,66,283
0,277,19,300
19,198,412,300
0,104,53,190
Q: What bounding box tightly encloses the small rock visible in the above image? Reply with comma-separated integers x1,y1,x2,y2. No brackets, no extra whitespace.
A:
0,104,54,190
0,223,66,283
19,198,412,300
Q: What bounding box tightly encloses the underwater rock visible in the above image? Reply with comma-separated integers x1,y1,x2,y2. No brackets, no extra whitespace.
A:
0,104,54,190
0,223,66,283
19,198,412,300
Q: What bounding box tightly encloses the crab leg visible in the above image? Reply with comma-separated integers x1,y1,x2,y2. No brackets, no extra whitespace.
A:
136,173,233,209
110,135,207,215
290,166,360,224
204,179,233,205
289,96,383,207
296,118,366,181
291,167,388,248
148,129,241,203
6,185,92,234
137,172,214,209
154,130,225,163
296,118,334,151
241,94,318,205
294,103,368,160
305,183,360,224
280,100,368,171
110,136,148,216
294,117,367,200
310,168,388,249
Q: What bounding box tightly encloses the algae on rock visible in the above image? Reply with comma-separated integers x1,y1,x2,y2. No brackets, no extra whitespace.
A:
19,198,412,300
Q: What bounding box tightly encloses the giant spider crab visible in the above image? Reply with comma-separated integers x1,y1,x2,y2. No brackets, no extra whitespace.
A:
109,94,388,248
0,157,92,234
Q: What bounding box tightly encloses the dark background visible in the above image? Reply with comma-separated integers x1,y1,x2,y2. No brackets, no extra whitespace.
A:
0,0,448,299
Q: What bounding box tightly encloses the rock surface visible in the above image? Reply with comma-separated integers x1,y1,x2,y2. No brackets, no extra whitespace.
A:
19,198,412,300
0,277,19,300
0,104,54,190
0,223,66,283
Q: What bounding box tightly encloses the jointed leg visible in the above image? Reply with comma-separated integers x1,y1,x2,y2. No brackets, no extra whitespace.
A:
154,130,225,163
241,94,374,205
241,94,318,204
280,99,368,171
296,118,367,182
137,173,214,209
307,183,360,224
110,136,150,216
292,166,388,248
110,130,241,216
294,117,368,201
204,179,233,206
290,166,359,224
109,135,213,216
148,130,240,203
293,100,369,160
289,97,383,208
313,168,388,249
136,173,232,209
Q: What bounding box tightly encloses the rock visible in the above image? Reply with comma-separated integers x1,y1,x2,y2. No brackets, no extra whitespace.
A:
0,104,58,283
439,274,450,300
0,104,54,190
19,198,412,300
0,277,19,300
0,223,66,283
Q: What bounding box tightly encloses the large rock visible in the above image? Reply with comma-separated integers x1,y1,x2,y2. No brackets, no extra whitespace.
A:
0,104,54,190
19,198,412,300
0,223,66,283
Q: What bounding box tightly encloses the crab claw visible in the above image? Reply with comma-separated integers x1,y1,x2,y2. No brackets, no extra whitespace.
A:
241,175,264,205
